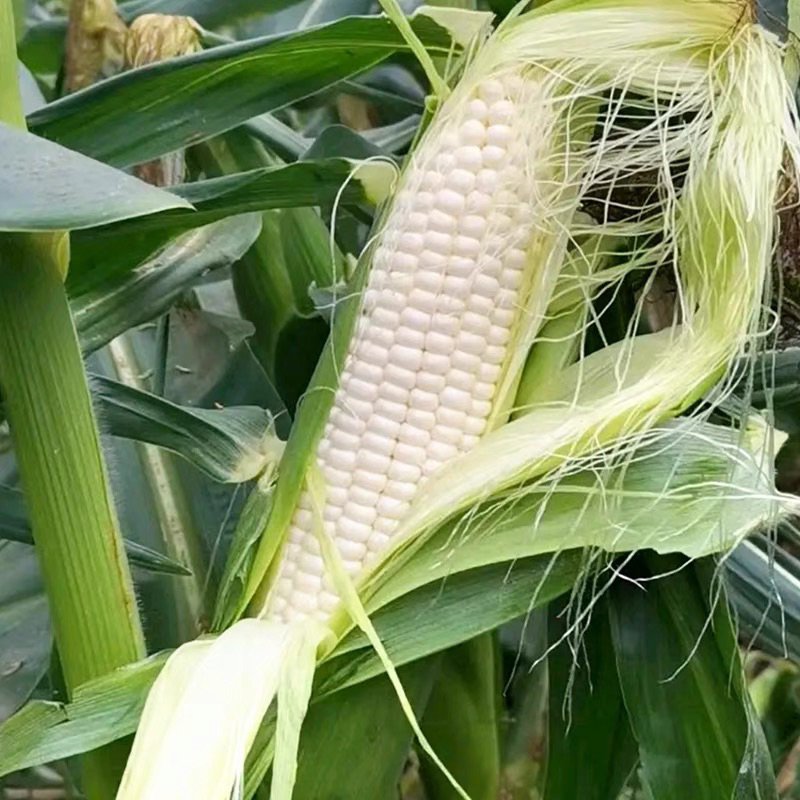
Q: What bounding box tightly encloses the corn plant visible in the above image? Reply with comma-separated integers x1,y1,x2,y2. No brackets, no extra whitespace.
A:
2,0,800,798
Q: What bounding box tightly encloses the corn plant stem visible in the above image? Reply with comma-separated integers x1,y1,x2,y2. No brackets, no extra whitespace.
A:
0,239,147,791
108,335,207,637
0,5,145,795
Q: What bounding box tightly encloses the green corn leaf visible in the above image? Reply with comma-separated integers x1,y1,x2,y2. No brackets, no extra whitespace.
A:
27,14,458,168
338,75,426,114
210,476,275,638
0,485,190,575
67,158,391,288
727,538,800,663
241,115,311,162
419,635,501,800
609,555,777,799
279,206,345,317
196,132,347,413
91,376,283,484
0,542,50,724
0,123,190,232
315,552,584,696
363,114,421,152
71,213,262,337
303,123,388,161
0,549,576,779
544,597,637,800
0,652,169,778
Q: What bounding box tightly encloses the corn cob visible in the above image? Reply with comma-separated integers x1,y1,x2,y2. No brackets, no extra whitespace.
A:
266,74,551,622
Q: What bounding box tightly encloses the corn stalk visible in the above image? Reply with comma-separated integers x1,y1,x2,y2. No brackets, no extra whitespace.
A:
0,3,144,795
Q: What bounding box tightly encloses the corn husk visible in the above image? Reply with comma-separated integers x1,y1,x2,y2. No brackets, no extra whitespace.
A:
119,3,799,798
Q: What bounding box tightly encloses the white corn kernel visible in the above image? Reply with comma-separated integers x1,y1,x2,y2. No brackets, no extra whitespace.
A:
421,170,445,191
388,460,422,483
428,440,460,463
454,145,483,172
446,168,477,193
356,449,391,473
488,99,514,125
456,330,487,356
378,381,409,404
478,80,505,104
466,98,488,121
389,344,424,372
429,209,458,234
338,540,368,562
460,119,487,145
398,232,425,254
323,465,352,488
417,271,446,294
460,215,488,238
421,351,450,374
385,363,417,390
338,517,372,543
384,476,418,501
396,325,426,349
348,377,380,402
466,190,492,215
486,124,512,147
398,423,430,448
343,501,377,526
353,469,387,493
407,408,436,430
436,189,466,216
431,425,463,447
407,212,428,232
408,288,437,315
362,431,395,457
350,485,378,506
377,495,409,519
399,306,432,331
482,145,506,168
375,397,407,422
424,230,453,256
476,169,499,193
408,388,438,412
447,369,476,393
440,386,472,412
367,414,401,439
417,371,447,393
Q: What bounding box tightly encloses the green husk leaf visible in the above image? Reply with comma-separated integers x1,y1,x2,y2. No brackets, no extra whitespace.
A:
0,413,778,778
359,418,781,612
115,619,324,800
